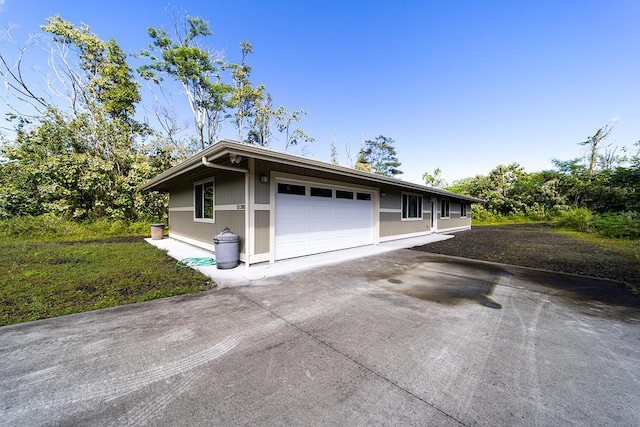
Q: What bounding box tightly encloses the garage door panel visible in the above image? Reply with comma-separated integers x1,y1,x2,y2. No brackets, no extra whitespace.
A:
307,233,339,252
275,182,374,260
275,241,307,259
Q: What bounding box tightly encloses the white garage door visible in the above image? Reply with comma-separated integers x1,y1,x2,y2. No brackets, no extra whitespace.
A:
275,182,374,260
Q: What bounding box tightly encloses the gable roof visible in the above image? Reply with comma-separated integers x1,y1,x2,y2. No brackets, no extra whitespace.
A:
142,139,483,203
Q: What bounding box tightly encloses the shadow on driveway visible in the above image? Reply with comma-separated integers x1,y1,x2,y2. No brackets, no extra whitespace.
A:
370,254,640,321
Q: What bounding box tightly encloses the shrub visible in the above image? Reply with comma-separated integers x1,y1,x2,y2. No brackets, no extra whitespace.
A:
592,212,640,239
554,208,592,232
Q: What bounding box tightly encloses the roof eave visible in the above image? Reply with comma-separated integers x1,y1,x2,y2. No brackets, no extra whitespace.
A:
141,140,484,203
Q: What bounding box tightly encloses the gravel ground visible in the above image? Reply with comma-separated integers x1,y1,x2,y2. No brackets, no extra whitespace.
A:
412,223,640,292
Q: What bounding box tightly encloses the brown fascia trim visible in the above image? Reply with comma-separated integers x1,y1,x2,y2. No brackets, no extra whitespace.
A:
141,139,484,203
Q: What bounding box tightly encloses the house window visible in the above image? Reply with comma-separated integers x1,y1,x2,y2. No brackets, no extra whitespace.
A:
440,199,450,219
461,203,468,218
194,180,215,221
402,193,423,220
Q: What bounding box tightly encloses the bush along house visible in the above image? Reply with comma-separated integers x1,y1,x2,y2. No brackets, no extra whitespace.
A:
142,140,482,265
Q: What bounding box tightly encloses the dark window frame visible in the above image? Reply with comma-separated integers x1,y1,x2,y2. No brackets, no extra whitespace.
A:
278,183,306,195
310,187,333,198
336,190,354,200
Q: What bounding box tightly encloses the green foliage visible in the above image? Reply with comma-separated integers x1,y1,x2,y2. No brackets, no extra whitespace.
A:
449,154,639,230
137,16,312,152
423,167,447,189
273,106,314,149
356,135,403,177
0,215,153,242
554,208,593,232
470,205,547,225
448,163,546,216
589,164,640,213
245,93,314,150
41,15,141,121
138,15,234,149
592,212,640,239
552,209,640,239
1,17,168,222
0,109,167,221
229,40,265,143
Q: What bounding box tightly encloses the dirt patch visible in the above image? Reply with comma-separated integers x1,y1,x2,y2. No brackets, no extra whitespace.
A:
411,224,640,292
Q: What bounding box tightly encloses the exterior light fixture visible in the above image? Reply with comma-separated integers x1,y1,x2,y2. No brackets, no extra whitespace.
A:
260,175,269,184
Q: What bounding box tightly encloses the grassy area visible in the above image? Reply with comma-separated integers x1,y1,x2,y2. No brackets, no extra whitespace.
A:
0,214,157,242
0,217,213,326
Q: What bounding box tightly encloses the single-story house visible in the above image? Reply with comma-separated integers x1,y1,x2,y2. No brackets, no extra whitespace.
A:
142,139,483,265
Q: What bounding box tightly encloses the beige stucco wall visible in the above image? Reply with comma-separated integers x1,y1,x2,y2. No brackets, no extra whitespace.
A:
254,159,271,204
435,200,472,231
168,167,246,253
380,212,430,237
168,210,246,253
380,190,401,210
168,169,245,207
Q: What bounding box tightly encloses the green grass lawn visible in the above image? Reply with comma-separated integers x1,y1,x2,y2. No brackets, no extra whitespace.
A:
0,217,214,326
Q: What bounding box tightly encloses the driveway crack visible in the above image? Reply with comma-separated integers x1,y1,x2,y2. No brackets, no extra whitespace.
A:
234,289,467,426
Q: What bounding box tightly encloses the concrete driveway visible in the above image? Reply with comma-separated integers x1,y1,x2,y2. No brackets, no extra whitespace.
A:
1,249,639,426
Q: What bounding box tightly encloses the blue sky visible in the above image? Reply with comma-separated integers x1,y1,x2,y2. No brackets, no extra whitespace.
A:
1,0,639,185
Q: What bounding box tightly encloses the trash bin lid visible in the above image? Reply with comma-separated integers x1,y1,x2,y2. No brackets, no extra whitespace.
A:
150,223,165,227
214,229,239,242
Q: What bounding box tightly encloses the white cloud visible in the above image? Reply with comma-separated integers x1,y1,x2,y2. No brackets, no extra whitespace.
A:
0,1,5,12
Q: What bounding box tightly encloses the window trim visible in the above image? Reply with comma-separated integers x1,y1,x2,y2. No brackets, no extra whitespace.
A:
401,193,423,221
440,199,450,219
461,202,468,218
194,178,215,223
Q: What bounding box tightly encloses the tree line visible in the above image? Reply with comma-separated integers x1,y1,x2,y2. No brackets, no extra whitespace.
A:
0,12,312,221
438,124,640,237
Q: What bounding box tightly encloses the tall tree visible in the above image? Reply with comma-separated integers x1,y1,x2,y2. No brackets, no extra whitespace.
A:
138,14,233,149
355,135,402,177
422,167,447,189
579,122,614,177
0,16,164,221
229,41,264,143
42,16,141,122
246,92,272,146
273,106,314,150
330,137,338,165
38,16,146,165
